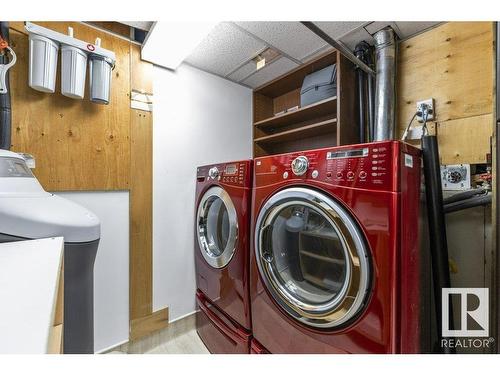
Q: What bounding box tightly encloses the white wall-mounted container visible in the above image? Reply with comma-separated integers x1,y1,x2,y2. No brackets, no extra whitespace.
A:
61,45,88,99
28,34,59,93
89,56,113,105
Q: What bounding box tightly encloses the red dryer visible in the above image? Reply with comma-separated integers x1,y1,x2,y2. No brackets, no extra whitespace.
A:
194,160,252,353
250,141,422,353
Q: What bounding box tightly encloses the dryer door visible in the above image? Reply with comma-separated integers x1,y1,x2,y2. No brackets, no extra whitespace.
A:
197,186,238,269
255,187,371,329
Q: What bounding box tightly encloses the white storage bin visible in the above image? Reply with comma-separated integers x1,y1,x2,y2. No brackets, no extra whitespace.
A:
28,34,59,93
61,45,87,99
89,56,113,105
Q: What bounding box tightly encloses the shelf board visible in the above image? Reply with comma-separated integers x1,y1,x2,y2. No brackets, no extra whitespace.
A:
255,118,337,145
254,96,337,130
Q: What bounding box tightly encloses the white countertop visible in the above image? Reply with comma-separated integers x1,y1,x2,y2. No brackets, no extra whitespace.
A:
0,237,64,354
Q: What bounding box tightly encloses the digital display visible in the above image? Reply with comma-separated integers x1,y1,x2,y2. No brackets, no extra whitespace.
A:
327,148,368,160
225,164,238,175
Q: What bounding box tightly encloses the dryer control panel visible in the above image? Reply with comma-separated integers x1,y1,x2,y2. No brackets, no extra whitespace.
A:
197,160,251,188
254,141,421,193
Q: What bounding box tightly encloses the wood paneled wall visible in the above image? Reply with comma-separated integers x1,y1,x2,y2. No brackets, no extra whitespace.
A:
9,22,131,190
7,22,162,342
397,22,495,165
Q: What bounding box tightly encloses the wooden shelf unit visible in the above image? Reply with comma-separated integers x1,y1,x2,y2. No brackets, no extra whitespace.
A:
253,50,358,157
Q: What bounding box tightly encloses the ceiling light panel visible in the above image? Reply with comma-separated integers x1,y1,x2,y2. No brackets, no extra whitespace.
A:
242,57,298,88
235,21,327,61
184,22,266,77
142,21,218,70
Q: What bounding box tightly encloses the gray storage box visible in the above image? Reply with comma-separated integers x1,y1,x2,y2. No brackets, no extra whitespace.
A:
300,64,337,107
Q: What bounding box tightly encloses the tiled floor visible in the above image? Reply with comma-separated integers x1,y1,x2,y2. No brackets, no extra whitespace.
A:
146,330,209,354
107,313,209,354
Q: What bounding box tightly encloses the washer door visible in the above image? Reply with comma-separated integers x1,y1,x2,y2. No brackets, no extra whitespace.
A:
197,186,239,269
254,187,371,329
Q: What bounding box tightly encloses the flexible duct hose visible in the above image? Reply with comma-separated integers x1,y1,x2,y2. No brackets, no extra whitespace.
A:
443,188,488,205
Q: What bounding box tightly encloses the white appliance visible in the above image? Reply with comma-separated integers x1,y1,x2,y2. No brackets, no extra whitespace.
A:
0,149,100,353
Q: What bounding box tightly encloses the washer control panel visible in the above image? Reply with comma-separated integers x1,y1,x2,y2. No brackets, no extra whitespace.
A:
197,161,250,187
291,156,309,176
254,141,421,192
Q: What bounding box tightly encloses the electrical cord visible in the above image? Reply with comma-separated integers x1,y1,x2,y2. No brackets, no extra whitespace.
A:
401,111,418,141
402,103,433,141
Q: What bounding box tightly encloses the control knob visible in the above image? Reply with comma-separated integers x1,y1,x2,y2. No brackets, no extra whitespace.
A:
208,167,219,179
291,156,309,176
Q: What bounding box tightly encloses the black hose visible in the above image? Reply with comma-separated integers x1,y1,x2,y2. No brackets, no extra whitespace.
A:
355,44,366,143
421,134,455,354
365,46,375,141
0,21,11,150
355,42,371,144
443,188,488,205
444,193,492,214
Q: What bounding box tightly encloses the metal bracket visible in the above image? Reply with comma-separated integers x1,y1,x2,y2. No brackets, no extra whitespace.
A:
301,21,375,76
25,22,116,64
0,46,16,94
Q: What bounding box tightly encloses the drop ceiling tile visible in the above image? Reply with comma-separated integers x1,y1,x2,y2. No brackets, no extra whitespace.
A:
235,22,326,61
364,21,399,36
313,21,369,39
395,22,442,39
227,61,257,83
242,57,299,89
185,22,266,77
301,46,334,63
339,27,375,50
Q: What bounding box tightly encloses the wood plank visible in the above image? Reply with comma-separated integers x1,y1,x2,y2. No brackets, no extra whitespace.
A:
273,88,300,114
53,258,64,327
255,119,337,144
336,52,359,146
48,324,63,354
86,22,131,39
397,22,494,134
130,43,153,94
253,92,273,123
129,44,153,322
130,308,169,342
254,96,337,129
8,22,131,191
436,114,493,165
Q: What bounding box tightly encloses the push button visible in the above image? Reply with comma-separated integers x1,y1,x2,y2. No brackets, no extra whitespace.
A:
347,171,355,179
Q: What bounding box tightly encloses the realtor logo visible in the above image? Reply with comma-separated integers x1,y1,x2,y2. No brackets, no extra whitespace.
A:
442,288,489,337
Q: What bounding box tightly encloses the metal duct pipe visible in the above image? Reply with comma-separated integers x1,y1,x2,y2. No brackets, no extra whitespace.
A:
0,21,11,150
373,27,396,141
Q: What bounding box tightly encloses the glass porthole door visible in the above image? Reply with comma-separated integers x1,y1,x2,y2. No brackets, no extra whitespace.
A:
254,187,371,329
197,186,238,268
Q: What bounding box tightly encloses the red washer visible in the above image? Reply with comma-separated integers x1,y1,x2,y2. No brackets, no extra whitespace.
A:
250,141,422,353
195,160,252,353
